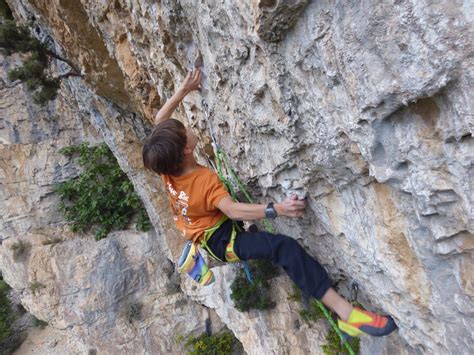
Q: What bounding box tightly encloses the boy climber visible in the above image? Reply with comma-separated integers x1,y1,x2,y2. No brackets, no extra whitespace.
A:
142,68,397,339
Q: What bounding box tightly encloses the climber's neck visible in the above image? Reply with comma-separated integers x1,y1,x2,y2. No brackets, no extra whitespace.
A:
177,154,199,176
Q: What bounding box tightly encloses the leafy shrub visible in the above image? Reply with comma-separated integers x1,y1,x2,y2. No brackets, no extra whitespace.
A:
9,240,31,262
184,331,243,355
0,278,13,342
55,143,151,240
230,260,278,312
322,327,360,355
136,208,151,232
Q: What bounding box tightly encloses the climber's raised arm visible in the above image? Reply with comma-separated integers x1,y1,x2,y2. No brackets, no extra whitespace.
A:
154,68,202,125
217,195,305,221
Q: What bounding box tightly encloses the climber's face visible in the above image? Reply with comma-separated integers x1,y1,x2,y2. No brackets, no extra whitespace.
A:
185,127,198,152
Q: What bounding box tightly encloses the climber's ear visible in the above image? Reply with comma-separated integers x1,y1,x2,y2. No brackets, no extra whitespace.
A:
184,146,193,155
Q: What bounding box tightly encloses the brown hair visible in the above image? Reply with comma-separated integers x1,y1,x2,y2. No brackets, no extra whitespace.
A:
142,119,187,176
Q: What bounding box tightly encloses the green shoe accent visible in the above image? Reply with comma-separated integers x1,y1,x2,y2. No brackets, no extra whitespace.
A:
338,319,363,337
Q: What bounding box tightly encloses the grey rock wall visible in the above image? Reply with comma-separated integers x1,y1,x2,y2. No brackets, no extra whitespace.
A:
1,0,473,354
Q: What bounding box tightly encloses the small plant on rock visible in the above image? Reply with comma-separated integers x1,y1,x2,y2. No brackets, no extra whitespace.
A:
124,302,142,323
288,284,324,324
299,299,325,325
230,260,278,312
55,143,151,240
183,330,244,355
322,327,360,355
29,282,45,296
9,240,31,262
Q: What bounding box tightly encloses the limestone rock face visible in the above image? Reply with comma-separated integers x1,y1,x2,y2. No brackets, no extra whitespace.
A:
0,53,224,353
1,0,473,354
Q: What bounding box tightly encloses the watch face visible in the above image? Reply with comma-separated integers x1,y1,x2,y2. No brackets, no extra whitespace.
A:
265,206,276,219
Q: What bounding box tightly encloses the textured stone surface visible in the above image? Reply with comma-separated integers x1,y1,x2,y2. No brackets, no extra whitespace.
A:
1,0,473,354
14,325,87,355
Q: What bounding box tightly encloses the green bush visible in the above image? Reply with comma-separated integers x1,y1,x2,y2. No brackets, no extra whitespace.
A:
136,208,151,232
0,278,14,342
230,260,278,312
55,143,151,240
184,331,243,355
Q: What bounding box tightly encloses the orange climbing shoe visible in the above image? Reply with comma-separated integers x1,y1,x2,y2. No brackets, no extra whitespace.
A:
338,307,397,337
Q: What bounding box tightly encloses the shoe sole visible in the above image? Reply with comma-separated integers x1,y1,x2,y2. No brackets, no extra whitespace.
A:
359,316,398,337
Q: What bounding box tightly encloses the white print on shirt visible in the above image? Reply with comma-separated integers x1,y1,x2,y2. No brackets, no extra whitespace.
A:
178,190,189,201
173,191,192,225
166,181,193,238
167,183,177,196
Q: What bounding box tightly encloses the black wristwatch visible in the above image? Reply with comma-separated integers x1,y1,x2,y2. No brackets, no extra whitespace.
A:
265,202,278,219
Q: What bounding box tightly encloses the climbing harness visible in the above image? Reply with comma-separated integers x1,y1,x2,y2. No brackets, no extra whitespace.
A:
201,98,355,355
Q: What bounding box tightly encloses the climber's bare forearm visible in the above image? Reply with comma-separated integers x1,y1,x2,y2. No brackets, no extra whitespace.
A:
217,196,305,221
218,199,268,220
154,88,188,125
154,69,202,125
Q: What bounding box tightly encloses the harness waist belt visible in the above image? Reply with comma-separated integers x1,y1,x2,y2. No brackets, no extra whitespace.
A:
200,215,241,263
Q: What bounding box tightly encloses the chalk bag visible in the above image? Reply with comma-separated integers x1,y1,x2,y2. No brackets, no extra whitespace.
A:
178,241,215,286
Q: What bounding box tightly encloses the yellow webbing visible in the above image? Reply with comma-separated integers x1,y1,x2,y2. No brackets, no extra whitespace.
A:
200,215,241,263
224,227,239,262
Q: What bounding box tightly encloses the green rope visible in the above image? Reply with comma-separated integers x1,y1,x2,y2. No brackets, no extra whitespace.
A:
217,148,275,233
315,300,356,355
212,146,355,355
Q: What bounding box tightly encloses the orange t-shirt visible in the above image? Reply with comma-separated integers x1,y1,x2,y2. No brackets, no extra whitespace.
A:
161,166,230,242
